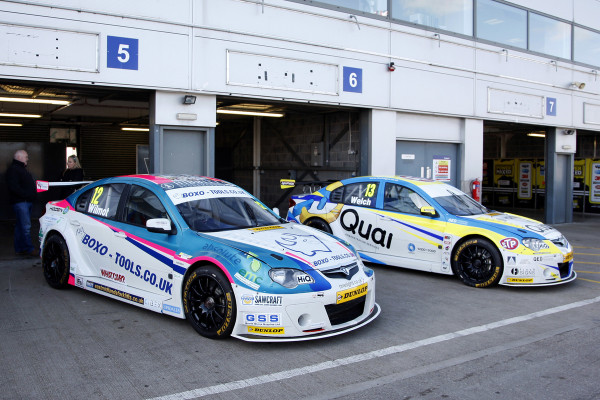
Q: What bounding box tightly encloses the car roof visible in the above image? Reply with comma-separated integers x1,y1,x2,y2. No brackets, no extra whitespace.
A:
115,174,237,190
343,175,447,187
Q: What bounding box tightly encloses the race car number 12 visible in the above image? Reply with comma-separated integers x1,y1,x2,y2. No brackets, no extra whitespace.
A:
91,187,104,205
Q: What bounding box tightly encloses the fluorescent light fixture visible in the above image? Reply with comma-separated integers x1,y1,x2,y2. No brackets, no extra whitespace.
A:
121,127,150,132
527,132,546,138
0,123,23,127
0,113,42,118
217,109,284,118
0,96,70,105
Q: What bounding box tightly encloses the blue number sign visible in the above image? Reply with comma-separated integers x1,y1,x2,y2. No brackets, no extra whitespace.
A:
107,36,139,70
343,66,362,93
546,97,557,116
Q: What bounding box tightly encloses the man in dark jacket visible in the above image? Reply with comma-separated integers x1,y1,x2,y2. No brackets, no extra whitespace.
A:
6,150,37,256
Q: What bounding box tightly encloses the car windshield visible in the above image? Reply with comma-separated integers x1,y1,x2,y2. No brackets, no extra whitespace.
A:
420,183,489,216
174,194,282,232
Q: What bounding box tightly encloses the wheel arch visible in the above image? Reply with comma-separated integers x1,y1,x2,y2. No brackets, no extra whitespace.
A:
450,234,504,274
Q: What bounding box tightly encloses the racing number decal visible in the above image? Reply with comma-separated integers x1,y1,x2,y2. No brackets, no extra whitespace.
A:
365,183,376,197
90,186,104,205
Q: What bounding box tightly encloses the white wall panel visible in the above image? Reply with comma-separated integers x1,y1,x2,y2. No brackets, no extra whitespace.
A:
0,23,98,72
390,66,474,115
395,113,462,142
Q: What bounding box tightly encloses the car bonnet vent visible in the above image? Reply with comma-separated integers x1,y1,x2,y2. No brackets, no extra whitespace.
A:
320,262,358,280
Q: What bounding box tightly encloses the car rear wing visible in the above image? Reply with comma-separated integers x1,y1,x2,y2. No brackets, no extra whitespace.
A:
36,180,93,192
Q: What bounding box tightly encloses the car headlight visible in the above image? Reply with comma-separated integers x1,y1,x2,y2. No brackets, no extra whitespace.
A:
522,238,550,251
269,268,314,289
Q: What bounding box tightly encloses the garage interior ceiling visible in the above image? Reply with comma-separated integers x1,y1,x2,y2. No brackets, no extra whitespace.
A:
0,80,352,129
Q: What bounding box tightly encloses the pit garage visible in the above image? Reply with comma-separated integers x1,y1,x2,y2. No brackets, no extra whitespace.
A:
482,121,600,216
0,80,365,220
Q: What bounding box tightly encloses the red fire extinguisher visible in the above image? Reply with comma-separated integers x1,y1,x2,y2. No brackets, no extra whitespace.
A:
471,178,481,203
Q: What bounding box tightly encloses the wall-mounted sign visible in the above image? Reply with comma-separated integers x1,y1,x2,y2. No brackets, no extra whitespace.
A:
546,97,557,116
107,35,138,70
433,155,451,181
343,66,362,93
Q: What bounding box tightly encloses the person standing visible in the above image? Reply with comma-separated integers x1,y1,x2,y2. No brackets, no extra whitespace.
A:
6,149,37,256
59,154,85,198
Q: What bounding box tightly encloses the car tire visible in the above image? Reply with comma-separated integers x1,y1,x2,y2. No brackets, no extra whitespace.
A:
182,265,236,339
42,234,71,289
452,237,503,288
305,218,332,234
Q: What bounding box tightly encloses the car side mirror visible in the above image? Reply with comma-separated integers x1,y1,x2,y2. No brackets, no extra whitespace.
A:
146,218,175,234
420,206,438,218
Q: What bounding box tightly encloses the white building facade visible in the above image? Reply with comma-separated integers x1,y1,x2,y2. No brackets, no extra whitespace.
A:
0,0,599,222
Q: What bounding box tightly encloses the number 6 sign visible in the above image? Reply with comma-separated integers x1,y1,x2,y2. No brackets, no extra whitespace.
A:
343,66,362,93
107,36,139,70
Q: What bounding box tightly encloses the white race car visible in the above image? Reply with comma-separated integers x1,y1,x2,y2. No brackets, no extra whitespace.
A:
285,176,575,288
39,174,379,341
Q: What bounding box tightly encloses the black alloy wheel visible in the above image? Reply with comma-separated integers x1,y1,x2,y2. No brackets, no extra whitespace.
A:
452,238,503,288
42,234,70,289
306,218,332,234
183,266,236,339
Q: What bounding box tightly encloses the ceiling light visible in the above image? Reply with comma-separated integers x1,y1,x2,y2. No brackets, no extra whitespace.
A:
527,132,545,138
121,127,149,132
0,96,70,105
216,109,284,117
0,123,23,127
0,113,42,118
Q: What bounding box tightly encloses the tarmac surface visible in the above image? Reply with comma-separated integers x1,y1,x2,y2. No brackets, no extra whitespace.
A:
1,211,599,400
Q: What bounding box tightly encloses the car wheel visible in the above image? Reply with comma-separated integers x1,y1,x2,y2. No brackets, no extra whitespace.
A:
42,234,70,289
452,238,503,288
182,265,236,339
306,218,332,234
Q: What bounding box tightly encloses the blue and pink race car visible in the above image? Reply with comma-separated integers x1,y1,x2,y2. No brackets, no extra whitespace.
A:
39,175,378,341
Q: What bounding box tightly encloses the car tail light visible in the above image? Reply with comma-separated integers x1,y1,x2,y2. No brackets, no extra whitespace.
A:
288,197,296,209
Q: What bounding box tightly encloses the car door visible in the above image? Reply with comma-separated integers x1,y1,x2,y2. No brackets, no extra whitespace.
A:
70,183,127,279
333,181,382,259
376,182,445,271
107,184,178,298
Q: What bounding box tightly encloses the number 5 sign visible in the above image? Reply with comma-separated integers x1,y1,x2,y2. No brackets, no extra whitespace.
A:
343,66,362,93
107,36,138,70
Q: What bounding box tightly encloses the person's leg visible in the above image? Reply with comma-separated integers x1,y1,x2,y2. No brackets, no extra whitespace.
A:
13,202,34,254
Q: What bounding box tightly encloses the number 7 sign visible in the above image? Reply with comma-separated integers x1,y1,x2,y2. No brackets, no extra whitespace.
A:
107,36,139,70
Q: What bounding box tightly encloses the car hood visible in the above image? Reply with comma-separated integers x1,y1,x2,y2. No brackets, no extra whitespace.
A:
461,212,563,241
201,223,357,270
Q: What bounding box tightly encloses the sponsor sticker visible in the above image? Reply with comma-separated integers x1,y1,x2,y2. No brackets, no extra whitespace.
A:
248,326,285,335
248,226,283,232
336,283,368,304
163,304,181,314
500,238,519,250
86,281,144,304
244,313,282,326
507,277,534,283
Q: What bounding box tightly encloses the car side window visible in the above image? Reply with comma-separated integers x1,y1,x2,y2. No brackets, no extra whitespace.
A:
342,182,378,208
383,183,430,215
78,184,125,219
123,185,169,227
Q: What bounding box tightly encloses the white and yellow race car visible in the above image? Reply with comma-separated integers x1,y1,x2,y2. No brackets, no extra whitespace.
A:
285,176,575,288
